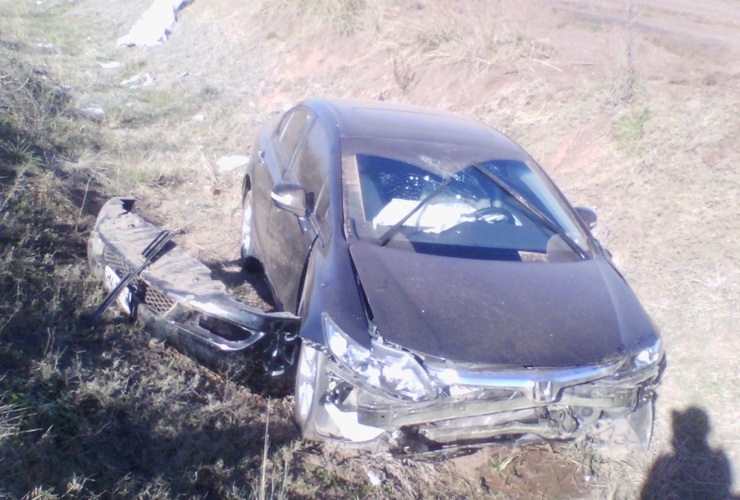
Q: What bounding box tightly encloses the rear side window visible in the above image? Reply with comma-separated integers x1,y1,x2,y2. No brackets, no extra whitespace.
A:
291,120,332,222
275,108,312,170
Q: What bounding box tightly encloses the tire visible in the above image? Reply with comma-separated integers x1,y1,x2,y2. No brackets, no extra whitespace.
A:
294,342,322,437
240,189,260,270
293,341,385,444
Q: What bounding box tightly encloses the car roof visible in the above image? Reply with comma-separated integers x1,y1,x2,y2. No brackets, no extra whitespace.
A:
301,98,526,158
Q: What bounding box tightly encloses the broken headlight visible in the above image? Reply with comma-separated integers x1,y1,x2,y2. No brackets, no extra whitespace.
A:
612,338,664,380
323,313,434,401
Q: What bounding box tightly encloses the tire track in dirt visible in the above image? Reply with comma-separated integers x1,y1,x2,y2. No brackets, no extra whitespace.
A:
552,0,740,67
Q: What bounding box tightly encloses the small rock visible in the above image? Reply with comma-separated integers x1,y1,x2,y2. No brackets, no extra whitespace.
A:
702,74,718,86
76,107,105,123
203,185,219,196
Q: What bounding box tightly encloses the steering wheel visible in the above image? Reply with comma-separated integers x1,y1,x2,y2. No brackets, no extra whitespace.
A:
472,206,514,224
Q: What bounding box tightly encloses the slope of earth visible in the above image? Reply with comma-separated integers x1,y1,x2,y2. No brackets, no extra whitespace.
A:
1,0,738,497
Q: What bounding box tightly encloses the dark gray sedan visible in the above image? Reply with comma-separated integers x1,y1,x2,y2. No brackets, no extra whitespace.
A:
240,98,665,454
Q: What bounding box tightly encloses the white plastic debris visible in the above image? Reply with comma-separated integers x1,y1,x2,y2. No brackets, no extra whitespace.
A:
116,0,190,48
31,43,54,52
217,155,250,173
323,403,384,442
121,73,154,89
98,61,122,69
364,467,382,487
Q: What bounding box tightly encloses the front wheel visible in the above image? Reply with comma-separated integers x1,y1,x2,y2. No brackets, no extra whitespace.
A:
293,341,385,444
241,189,260,270
294,342,323,439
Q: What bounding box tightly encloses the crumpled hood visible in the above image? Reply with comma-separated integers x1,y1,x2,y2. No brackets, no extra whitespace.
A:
349,242,656,366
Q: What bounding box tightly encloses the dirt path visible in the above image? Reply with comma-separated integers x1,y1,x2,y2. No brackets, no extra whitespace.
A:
555,0,740,60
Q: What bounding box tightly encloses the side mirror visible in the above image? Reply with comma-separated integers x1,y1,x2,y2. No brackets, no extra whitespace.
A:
575,206,598,229
271,183,308,218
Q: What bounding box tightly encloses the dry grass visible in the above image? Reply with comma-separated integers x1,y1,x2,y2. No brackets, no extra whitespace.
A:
404,3,534,73
265,0,384,36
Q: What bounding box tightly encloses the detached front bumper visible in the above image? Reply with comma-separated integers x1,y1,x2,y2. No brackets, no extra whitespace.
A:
87,198,300,371
297,342,664,456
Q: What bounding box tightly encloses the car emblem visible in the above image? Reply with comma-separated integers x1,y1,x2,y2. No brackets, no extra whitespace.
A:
531,380,558,403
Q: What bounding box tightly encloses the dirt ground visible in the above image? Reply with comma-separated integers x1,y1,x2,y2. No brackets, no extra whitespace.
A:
3,0,738,497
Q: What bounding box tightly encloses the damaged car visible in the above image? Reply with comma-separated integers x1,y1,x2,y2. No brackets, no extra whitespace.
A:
88,98,664,456
240,99,664,454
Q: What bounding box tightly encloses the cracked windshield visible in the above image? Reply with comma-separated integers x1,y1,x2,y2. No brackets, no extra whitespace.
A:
342,145,591,261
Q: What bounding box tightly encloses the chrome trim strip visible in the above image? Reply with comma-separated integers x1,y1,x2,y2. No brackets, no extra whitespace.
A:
426,362,622,403
357,388,635,428
169,320,267,352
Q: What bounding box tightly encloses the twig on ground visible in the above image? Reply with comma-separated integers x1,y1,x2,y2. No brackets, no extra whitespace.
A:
259,399,271,500
75,177,91,231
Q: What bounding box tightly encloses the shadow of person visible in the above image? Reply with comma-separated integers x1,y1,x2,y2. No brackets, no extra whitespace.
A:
641,406,737,499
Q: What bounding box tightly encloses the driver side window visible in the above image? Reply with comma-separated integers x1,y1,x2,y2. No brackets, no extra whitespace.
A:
290,120,332,224
275,108,312,173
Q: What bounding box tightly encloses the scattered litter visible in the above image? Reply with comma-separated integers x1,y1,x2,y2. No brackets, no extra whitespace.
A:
191,114,206,122
177,71,189,77
217,155,250,173
98,61,122,69
363,466,382,487
116,0,190,48
31,43,54,52
121,73,154,89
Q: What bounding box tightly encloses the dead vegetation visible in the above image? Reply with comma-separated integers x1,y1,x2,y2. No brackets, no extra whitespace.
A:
1,0,739,497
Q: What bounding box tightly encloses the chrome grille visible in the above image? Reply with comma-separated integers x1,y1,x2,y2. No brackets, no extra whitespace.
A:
138,284,175,314
103,247,175,314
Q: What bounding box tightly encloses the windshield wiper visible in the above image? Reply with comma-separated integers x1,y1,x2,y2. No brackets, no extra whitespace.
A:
470,164,587,260
378,175,454,247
